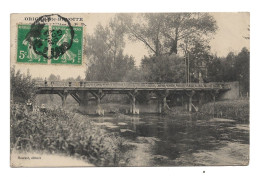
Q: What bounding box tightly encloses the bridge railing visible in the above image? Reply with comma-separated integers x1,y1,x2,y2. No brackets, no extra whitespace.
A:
35,81,231,89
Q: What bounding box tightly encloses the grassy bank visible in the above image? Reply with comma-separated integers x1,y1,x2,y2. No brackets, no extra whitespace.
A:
10,104,131,167
199,99,249,122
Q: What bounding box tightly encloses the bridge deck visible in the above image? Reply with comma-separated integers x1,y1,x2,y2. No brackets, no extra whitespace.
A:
35,81,231,91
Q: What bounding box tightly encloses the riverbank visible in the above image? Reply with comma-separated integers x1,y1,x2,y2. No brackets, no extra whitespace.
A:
199,99,249,122
10,104,131,167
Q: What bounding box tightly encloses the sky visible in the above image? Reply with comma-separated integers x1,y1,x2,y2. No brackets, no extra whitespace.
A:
123,12,250,66
210,13,249,56
12,12,250,79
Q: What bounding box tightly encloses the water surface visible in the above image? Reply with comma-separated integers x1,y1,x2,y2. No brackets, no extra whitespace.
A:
90,114,249,166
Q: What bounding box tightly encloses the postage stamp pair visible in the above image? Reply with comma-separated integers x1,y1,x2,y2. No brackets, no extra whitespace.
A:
16,14,83,65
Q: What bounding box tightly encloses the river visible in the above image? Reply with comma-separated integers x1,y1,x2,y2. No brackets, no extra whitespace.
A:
90,113,249,166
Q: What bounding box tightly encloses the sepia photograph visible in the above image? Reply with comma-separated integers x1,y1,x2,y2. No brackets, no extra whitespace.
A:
10,12,249,167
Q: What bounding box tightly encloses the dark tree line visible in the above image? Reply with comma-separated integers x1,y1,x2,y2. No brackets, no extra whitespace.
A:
207,47,250,95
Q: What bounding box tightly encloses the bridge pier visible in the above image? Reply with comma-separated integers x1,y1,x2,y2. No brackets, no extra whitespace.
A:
157,90,169,113
210,90,219,117
90,90,106,116
197,92,205,111
186,90,195,112
57,91,68,107
76,91,88,106
128,90,139,114
198,92,204,107
70,91,82,105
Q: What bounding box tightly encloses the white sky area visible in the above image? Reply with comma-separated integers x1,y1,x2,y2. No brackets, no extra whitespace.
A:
210,13,249,56
13,13,249,79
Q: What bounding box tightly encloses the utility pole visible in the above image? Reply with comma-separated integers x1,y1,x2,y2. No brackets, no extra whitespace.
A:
184,38,190,84
188,52,190,84
185,54,187,83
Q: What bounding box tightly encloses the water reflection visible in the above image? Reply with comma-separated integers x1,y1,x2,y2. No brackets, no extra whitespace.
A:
90,114,249,166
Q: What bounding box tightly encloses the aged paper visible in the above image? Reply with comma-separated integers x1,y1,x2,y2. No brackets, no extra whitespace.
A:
10,13,249,167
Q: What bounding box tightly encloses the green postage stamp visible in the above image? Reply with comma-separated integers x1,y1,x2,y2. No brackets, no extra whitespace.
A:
17,24,83,65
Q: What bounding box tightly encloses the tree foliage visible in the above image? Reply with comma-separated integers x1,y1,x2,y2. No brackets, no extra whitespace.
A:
120,13,217,56
243,25,250,40
235,48,250,95
11,66,36,103
187,39,213,82
48,74,61,81
140,54,186,82
85,16,136,81
207,48,250,95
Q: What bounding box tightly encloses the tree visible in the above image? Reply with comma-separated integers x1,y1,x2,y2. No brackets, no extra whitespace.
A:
181,38,213,82
122,68,144,82
85,16,135,81
207,57,224,82
243,25,250,40
221,52,237,82
207,53,237,83
140,54,186,83
163,13,217,55
65,77,76,82
11,66,36,103
207,47,250,96
76,76,83,81
120,13,217,56
119,13,165,56
235,47,250,95
48,74,61,81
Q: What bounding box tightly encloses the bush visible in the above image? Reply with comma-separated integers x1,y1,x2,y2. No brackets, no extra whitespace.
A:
10,104,130,166
11,66,36,103
199,99,249,122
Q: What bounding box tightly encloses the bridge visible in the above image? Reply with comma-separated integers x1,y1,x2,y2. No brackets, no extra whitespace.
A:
35,81,235,115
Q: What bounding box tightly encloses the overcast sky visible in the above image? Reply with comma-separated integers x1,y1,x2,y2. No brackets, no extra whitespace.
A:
13,12,250,79
123,12,250,66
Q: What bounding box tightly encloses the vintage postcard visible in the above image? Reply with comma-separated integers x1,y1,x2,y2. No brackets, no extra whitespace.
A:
10,13,249,167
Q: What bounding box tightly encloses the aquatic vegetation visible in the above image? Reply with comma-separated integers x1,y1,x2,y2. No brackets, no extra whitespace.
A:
199,99,249,122
10,104,130,166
